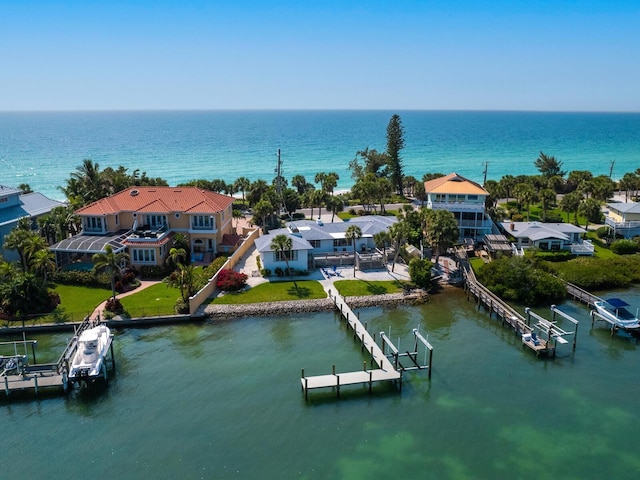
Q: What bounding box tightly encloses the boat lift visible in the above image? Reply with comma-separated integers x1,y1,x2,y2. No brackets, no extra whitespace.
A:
523,306,578,356
379,328,434,378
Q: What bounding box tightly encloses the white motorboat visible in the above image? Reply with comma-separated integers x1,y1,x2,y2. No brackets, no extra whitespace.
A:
69,324,112,383
593,298,640,332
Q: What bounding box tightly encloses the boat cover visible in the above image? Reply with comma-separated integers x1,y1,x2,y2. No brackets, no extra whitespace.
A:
606,298,630,308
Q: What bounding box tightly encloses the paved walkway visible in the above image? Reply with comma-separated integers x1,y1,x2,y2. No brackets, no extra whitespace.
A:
91,280,160,320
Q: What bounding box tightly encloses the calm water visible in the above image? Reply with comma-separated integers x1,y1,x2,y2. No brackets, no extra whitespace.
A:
1,110,639,201
4,286,640,479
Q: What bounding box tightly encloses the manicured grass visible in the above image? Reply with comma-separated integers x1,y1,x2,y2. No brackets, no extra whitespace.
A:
210,280,326,304
333,279,407,296
469,257,485,274
29,284,113,324
584,231,618,259
119,283,182,317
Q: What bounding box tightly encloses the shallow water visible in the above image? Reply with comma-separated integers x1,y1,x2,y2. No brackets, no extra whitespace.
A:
3,286,640,479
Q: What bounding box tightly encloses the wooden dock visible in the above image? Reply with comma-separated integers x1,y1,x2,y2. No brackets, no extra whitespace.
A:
565,282,602,307
301,291,400,398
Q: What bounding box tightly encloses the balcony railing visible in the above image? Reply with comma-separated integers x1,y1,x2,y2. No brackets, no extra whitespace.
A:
570,240,594,256
605,217,640,229
429,202,485,213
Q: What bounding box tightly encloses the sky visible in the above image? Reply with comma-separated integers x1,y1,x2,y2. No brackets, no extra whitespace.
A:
1,0,639,112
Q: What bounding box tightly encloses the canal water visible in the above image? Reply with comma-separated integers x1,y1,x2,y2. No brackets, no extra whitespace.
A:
4,286,640,479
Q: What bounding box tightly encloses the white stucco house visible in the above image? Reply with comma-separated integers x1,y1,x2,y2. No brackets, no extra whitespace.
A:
254,216,397,273
500,221,593,256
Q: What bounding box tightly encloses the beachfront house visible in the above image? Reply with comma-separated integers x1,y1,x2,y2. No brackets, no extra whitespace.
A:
254,216,396,274
423,173,497,243
604,201,640,239
50,186,236,268
0,185,66,262
500,221,593,256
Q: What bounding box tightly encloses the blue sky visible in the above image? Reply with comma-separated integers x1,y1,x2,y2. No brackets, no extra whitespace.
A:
1,1,638,111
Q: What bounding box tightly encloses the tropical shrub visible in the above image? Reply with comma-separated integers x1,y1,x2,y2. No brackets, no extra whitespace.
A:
476,256,566,305
139,265,170,279
408,258,432,289
548,255,640,290
53,270,109,287
105,298,124,313
216,269,248,291
596,226,610,239
610,239,640,255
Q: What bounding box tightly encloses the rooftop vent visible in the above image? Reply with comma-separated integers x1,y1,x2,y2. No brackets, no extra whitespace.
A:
130,189,139,196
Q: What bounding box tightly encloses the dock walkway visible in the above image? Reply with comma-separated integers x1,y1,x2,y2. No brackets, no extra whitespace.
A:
301,290,401,398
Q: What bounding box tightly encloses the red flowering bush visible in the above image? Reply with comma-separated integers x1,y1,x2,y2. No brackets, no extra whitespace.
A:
216,269,248,292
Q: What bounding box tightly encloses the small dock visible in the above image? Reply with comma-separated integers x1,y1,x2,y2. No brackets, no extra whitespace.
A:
565,282,602,308
1,317,114,399
301,291,433,399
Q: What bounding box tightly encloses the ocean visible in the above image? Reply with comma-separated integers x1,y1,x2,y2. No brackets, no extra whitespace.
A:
3,286,640,479
1,110,639,201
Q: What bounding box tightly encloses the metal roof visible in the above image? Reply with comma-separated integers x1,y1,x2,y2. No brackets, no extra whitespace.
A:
49,231,130,254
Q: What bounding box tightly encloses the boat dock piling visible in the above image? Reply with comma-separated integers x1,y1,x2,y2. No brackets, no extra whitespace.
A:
590,309,626,336
300,290,433,399
523,307,578,356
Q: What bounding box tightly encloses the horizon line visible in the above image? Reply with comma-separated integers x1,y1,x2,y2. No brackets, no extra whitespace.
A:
1,108,639,114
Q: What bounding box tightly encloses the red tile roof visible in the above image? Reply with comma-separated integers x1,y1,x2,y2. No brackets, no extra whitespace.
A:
76,187,235,216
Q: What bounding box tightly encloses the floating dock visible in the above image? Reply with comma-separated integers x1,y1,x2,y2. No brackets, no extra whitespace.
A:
301,290,433,399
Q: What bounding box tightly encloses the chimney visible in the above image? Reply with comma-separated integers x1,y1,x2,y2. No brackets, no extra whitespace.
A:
510,222,515,231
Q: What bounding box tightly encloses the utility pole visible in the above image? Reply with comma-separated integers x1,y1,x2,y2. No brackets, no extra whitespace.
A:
482,162,489,186
609,160,615,179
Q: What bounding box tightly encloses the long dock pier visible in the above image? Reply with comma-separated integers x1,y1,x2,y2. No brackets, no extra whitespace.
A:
300,291,433,399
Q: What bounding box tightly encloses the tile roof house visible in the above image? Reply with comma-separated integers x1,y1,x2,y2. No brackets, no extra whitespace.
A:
604,201,640,238
500,221,593,256
0,185,66,262
254,216,397,273
50,186,236,267
423,173,497,242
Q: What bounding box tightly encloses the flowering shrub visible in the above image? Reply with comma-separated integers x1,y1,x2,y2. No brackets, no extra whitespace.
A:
105,298,124,313
216,269,248,292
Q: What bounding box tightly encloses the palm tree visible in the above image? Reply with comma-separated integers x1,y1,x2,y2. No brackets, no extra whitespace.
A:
92,245,129,302
234,177,251,204
345,225,362,277
560,191,583,224
270,234,293,278
538,188,556,222
423,209,459,262
166,247,187,271
30,249,56,286
325,195,344,223
373,230,391,265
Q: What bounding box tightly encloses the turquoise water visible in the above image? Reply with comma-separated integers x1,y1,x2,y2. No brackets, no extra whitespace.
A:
4,286,640,479
1,110,639,201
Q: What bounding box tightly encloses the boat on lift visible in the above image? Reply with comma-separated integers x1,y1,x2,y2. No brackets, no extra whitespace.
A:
593,298,640,332
68,324,112,384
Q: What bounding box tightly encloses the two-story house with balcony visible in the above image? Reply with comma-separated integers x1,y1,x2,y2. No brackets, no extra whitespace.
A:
423,173,496,242
604,201,640,238
50,186,235,268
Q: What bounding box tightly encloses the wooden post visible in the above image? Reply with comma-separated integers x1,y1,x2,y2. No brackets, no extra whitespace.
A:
332,365,335,375
336,375,340,398
573,323,578,351
363,361,367,372
305,377,308,400
34,374,39,396
32,342,37,364
428,348,433,379
4,376,9,397
369,371,373,394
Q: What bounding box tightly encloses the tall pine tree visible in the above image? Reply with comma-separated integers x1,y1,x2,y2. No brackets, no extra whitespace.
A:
386,114,405,194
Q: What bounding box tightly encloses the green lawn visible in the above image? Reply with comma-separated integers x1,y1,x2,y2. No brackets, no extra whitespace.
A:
333,279,407,296
585,231,618,259
28,284,113,324
210,280,326,304
469,257,485,274
119,282,182,317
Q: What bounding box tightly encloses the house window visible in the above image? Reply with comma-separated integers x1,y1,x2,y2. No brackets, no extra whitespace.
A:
333,238,352,247
434,194,446,203
539,242,549,251
192,215,215,229
309,240,321,248
468,195,478,201
275,250,298,262
84,216,104,232
132,249,156,264
146,215,167,228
